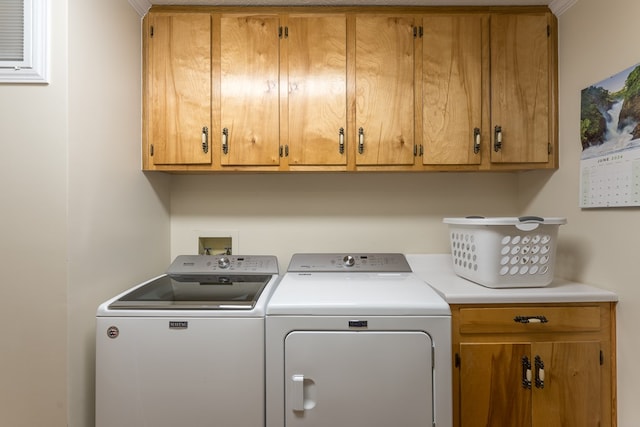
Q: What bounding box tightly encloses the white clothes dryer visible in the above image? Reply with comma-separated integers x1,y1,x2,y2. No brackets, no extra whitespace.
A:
96,255,279,427
265,253,452,427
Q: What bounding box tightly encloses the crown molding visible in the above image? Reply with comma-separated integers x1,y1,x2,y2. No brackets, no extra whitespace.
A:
549,0,577,16
128,0,576,18
128,0,152,17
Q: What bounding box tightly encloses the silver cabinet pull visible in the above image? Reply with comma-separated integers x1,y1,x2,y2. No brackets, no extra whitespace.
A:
473,127,481,154
494,125,502,152
202,126,209,154
358,127,364,154
339,127,345,154
222,127,229,154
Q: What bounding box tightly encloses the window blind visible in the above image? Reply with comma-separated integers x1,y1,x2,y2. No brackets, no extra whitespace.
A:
0,0,25,62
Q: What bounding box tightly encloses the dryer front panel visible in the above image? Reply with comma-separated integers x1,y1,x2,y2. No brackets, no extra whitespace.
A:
284,330,433,427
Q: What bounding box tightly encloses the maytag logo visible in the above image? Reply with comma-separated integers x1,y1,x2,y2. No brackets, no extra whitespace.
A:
169,321,188,329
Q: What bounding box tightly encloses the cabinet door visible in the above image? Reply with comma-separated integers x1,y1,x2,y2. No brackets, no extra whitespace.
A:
220,15,280,166
460,341,604,427
286,15,347,166
147,13,212,165
422,14,483,165
532,341,602,427
459,343,532,427
355,16,415,166
490,13,550,164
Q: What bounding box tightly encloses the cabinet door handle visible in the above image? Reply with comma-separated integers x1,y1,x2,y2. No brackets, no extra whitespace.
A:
494,125,502,152
339,127,345,154
222,127,229,155
473,127,481,154
514,316,548,324
522,356,532,389
202,126,209,154
358,127,364,154
535,356,545,389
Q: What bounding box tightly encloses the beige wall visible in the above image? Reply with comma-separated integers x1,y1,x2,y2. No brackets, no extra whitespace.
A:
520,0,638,424
67,0,171,425
0,1,69,425
0,0,171,426
170,173,519,269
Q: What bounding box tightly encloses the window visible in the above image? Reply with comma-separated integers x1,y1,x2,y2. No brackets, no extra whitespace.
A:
0,0,49,83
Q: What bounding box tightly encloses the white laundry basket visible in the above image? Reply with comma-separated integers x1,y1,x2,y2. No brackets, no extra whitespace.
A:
443,216,567,288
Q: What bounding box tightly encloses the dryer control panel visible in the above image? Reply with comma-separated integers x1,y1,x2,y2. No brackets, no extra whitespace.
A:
287,253,412,272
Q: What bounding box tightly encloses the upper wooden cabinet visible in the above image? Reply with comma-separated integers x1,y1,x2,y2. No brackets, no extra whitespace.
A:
354,15,416,166
490,12,553,166
421,14,484,166
142,6,557,172
144,13,212,167
286,14,348,167
420,11,556,169
220,14,281,166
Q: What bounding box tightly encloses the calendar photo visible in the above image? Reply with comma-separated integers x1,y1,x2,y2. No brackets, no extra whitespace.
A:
580,63,640,207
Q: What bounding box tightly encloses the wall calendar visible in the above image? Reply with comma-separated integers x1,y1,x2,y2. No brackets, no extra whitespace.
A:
580,63,640,208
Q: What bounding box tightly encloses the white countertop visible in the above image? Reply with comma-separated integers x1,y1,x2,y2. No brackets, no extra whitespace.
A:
406,254,618,304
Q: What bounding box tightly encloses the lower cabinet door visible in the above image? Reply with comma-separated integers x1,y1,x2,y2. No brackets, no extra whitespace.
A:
459,341,603,427
284,331,433,427
460,342,532,427
531,341,602,427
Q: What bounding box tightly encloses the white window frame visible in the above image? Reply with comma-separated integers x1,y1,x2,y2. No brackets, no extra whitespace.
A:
0,0,50,84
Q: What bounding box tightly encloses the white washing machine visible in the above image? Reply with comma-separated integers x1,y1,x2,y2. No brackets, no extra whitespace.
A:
265,253,452,427
96,255,279,427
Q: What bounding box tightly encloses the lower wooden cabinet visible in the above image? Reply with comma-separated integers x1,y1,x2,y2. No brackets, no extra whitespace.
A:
451,303,616,427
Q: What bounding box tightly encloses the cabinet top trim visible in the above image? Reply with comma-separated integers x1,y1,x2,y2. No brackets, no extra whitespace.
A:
147,5,553,15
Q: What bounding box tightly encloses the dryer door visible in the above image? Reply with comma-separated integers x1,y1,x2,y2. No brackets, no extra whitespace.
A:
284,331,433,427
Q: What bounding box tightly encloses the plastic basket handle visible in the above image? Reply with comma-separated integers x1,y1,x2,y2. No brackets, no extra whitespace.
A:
518,216,544,223
516,216,544,231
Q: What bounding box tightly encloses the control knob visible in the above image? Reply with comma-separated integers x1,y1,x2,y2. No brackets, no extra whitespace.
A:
343,255,355,267
218,256,231,269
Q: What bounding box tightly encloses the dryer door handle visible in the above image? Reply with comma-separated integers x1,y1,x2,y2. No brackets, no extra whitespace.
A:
290,374,305,412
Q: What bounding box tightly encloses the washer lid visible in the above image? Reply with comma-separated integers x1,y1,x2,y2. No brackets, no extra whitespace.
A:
266,272,450,316
108,273,274,310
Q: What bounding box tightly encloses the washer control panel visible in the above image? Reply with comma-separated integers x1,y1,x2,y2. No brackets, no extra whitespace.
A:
167,254,279,277
287,253,412,272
